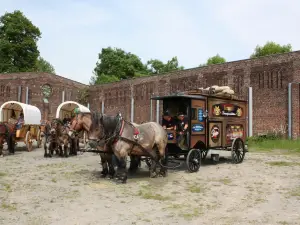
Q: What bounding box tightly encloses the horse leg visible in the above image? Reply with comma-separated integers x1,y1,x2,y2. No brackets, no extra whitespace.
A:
107,154,116,179
99,153,109,178
64,143,69,158
128,155,140,173
158,146,168,177
115,157,127,184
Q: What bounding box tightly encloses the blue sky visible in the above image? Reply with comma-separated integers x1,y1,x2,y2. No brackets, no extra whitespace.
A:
1,0,299,84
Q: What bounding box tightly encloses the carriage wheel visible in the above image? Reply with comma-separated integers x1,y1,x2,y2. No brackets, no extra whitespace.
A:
25,131,33,152
186,149,201,173
36,130,41,148
231,138,246,164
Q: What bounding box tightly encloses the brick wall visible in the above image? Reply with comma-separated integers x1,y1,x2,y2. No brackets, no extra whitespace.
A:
0,72,87,120
2,52,300,137
89,51,300,137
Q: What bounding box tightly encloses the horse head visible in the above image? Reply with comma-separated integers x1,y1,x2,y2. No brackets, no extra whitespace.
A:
68,113,92,138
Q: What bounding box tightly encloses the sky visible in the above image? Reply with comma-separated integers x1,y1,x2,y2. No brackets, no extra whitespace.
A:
1,0,300,84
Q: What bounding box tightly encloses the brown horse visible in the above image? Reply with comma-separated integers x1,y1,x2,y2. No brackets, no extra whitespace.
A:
0,123,15,157
44,119,70,158
68,112,117,179
70,112,168,183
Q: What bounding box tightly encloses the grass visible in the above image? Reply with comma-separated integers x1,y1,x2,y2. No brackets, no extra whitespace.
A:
179,208,203,220
0,172,7,177
288,186,300,198
0,182,12,192
138,190,171,201
218,178,232,185
1,202,17,211
266,161,300,167
248,138,300,154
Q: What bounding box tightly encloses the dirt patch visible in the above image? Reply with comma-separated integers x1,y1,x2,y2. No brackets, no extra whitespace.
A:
0,147,300,225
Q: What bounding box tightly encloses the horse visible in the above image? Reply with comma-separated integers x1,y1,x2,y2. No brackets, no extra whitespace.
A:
69,112,168,184
0,122,15,157
44,119,70,158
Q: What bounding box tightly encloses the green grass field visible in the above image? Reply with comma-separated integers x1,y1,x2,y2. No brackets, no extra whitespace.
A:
248,137,300,154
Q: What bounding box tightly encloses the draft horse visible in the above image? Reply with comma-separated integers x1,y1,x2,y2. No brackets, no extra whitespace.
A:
69,112,168,184
44,119,70,158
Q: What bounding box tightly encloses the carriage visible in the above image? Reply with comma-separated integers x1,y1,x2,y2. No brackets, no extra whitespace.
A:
55,101,90,150
150,86,248,172
0,101,42,152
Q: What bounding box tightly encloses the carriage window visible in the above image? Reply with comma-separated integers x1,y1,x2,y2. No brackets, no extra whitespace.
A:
191,108,197,120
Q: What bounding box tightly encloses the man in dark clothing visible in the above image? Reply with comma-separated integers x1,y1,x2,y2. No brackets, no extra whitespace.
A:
176,112,189,150
162,110,176,130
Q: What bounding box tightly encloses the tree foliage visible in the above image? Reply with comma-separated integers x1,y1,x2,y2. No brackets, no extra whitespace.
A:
250,41,292,58
91,47,184,84
0,10,41,73
199,54,226,67
35,56,55,74
146,56,184,74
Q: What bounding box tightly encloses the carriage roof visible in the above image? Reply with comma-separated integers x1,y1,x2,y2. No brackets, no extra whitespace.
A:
55,101,90,118
0,101,42,125
151,90,247,102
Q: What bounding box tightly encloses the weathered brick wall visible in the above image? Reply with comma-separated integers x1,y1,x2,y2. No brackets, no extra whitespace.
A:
89,51,300,137
2,52,300,137
0,72,87,120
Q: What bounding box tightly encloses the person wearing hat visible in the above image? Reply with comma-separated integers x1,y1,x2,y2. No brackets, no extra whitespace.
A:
175,112,188,150
162,110,176,130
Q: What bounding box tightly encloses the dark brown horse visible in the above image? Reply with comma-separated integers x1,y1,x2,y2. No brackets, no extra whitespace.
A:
44,119,70,158
68,112,117,179
69,112,168,183
0,122,15,157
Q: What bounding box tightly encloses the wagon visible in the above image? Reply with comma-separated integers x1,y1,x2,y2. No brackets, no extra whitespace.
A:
0,101,42,152
150,86,248,172
55,101,90,150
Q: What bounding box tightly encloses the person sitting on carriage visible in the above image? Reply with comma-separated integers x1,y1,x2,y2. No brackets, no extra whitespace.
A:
16,111,24,130
8,110,17,125
175,112,189,150
162,110,176,130
63,114,71,126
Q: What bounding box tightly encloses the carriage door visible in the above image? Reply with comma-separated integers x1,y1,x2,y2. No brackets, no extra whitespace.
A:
190,99,206,148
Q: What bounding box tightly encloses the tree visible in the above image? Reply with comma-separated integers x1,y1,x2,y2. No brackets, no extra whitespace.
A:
199,54,226,67
146,56,184,74
35,56,55,74
92,47,147,84
250,41,292,58
0,10,41,73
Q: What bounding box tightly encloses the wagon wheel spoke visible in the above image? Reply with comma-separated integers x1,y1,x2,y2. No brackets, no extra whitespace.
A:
186,149,201,173
231,138,245,164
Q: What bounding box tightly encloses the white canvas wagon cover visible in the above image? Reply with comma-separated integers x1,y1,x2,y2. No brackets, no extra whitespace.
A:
0,101,42,125
56,101,90,119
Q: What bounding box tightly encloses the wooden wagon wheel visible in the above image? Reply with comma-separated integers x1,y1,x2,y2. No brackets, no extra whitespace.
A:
186,149,201,173
231,138,246,164
36,129,42,148
25,131,33,152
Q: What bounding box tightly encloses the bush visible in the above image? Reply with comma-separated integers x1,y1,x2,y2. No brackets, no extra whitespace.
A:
247,132,285,143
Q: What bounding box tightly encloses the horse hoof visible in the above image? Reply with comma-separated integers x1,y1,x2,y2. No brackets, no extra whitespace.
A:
44,154,47,158
0,154,3,158
150,172,157,178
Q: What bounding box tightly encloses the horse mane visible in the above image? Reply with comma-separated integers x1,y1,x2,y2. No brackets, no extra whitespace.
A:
90,111,120,137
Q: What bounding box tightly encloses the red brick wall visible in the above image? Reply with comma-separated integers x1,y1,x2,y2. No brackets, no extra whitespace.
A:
0,72,87,120
2,52,300,138
88,51,300,137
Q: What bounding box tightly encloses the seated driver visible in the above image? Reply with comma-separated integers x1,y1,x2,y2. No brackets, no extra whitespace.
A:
162,111,176,130
16,112,24,130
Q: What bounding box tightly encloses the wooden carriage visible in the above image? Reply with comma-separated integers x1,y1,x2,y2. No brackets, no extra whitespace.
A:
151,86,248,172
56,101,90,147
0,101,42,152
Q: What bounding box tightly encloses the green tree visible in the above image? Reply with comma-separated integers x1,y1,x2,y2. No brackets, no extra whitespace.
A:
35,56,55,73
250,41,292,58
199,54,226,67
146,56,184,74
92,47,147,84
0,10,41,73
